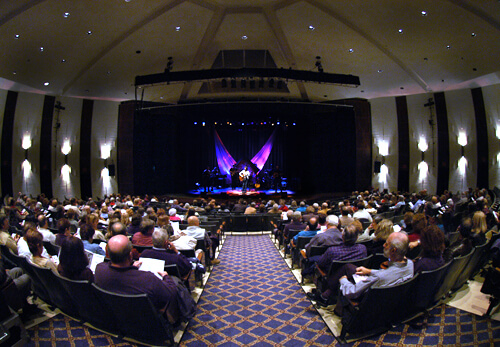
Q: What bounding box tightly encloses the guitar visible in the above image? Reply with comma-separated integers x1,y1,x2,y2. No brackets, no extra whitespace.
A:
239,171,250,181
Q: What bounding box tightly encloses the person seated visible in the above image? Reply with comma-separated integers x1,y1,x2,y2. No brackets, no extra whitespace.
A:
126,213,142,236
400,211,414,234
304,215,342,258
444,218,474,262
307,225,367,306
157,215,174,236
168,208,181,222
132,219,154,246
0,256,35,316
183,216,219,265
94,235,180,324
141,229,192,280
57,236,94,282
339,206,354,228
55,218,72,247
244,202,257,215
301,206,317,224
413,225,446,273
353,202,372,222
105,220,127,241
17,222,51,259
282,211,306,241
80,224,106,256
0,215,19,255
26,229,58,273
472,211,488,246
267,204,281,214
291,217,320,248
37,214,56,244
365,219,393,255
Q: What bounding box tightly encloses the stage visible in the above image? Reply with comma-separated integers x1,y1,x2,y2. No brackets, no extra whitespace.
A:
187,187,296,197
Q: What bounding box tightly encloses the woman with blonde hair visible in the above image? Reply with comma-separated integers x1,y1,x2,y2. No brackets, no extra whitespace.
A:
366,219,393,255
472,211,487,245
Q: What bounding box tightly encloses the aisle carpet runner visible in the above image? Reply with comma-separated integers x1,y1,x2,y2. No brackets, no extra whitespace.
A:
180,235,336,346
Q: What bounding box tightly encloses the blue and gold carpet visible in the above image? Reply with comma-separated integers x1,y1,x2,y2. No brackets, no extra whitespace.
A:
26,235,500,346
180,235,336,346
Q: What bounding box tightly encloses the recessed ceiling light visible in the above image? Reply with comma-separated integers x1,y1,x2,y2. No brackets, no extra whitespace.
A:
398,29,403,33
61,59,66,63
12,71,16,75
136,50,141,54
124,0,132,2
40,47,44,52
241,35,248,40
308,25,315,31
473,68,477,71
421,10,427,16
446,45,451,49
377,69,383,73
63,12,70,18
348,48,354,53
14,34,20,39
44,82,49,86
175,26,181,31
424,57,428,61
471,32,476,37
87,30,92,35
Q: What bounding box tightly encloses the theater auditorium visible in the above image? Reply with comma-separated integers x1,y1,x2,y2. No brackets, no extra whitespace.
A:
0,1,499,346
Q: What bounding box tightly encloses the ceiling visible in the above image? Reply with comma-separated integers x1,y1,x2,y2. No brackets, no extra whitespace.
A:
0,0,499,104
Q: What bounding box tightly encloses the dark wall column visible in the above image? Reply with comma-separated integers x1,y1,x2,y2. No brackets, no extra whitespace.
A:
337,98,372,190
80,99,93,199
395,96,410,192
1,91,17,197
117,101,135,195
434,92,450,194
471,87,489,189
40,95,55,197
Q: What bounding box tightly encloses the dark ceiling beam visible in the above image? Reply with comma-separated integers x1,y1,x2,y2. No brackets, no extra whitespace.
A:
446,0,500,32
307,0,431,93
136,68,360,87
262,6,308,100
179,7,226,101
62,0,185,96
0,0,46,27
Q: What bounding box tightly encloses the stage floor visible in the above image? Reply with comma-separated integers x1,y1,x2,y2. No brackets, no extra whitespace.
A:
188,187,296,197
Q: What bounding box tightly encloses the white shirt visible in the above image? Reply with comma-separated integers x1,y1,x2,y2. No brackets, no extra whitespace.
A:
17,237,50,259
171,235,197,250
38,227,56,244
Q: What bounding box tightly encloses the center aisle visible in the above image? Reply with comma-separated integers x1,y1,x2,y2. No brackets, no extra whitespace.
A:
181,235,336,346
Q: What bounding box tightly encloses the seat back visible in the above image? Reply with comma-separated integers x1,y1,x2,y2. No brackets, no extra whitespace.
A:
8,253,51,305
230,215,248,232
246,215,262,231
57,277,118,334
179,249,196,258
433,249,474,301
403,262,451,320
164,264,181,278
195,239,211,268
340,274,418,341
309,246,328,257
447,231,460,245
26,262,79,317
452,241,489,291
42,241,60,256
327,254,373,277
92,284,174,346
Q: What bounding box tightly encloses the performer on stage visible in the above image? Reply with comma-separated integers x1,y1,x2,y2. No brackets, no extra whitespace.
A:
210,166,220,191
272,165,282,193
202,167,212,192
239,166,250,194
230,167,239,190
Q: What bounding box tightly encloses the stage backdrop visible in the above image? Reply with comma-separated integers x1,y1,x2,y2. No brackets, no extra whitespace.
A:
131,101,359,195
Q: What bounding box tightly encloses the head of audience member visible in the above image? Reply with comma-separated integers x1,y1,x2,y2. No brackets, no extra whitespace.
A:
158,214,170,228
403,212,414,228
152,229,169,249
187,215,200,227
420,225,445,258
307,217,319,231
269,204,280,213
26,229,44,257
305,206,315,214
110,222,127,237
326,214,339,228
341,206,351,217
472,211,487,236
299,201,306,208
357,201,365,210
383,232,409,262
59,236,89,277
80,223,95,242
168,208,177,217
459,217,473,240
140,219,155,236
107,235,133,266
342,224,359,246
317,213,327,226
412,213,427,235
57,218,72,236
374,219,393,242
351,219,363,235
37,214,48,229
291,211,302,222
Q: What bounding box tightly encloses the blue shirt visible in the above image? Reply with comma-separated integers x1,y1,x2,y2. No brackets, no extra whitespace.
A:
293,229,319,243
82,239,106,256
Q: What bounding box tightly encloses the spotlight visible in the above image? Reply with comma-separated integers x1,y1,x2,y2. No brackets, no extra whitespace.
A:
315,56,323,72
269,79,274,88
221,79,227,88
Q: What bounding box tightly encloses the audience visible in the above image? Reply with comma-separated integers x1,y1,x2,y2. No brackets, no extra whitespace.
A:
80,224,106,256
413,225,446,273
26,229,58,273
132,219,155,246
57,236,94,281
55,218,72,247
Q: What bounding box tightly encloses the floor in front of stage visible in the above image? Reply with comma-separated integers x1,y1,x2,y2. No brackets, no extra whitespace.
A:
188,187,296,196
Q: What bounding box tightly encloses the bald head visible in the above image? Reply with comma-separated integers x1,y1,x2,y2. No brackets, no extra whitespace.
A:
384,232,409,261
108,235,132,265
187,215,200,226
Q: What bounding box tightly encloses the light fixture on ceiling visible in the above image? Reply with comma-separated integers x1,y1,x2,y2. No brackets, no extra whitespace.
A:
308,25,315,31
241,35,248,40
61,59,66,63
87,30,92,35
14,34,20,39
12,71,16,75
421,10,427,16
348,48,354,53
398,29,403,33
315,56,323,73
377,69,383,73
471,32,476,37
446,45,451,49
175,26,181,31
165,56,173,72
44,82,49,86
63,12,70,18
40,47,44,52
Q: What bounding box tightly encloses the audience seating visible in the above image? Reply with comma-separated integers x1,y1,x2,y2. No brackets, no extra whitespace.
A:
291,236,313,269
339,274,419,343
433,249,475,302
132,244,152,255
42,241,60,256
92,284,174,346
451,241,489,291
0,291,29,347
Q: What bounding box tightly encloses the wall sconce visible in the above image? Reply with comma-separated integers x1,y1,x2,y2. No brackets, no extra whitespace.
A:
418,160,428,182
458,130,467,157
496,126,500,140
22,133,31,159
418,137,428,161
378,140,389,157
61,139,71,164
61,163,72,183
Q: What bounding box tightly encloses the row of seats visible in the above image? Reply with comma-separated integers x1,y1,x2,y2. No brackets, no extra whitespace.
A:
0,247,175,346
337,238,495,342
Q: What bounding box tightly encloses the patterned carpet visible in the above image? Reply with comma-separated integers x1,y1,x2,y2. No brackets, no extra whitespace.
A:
180,235,336,346
25,234,500,346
